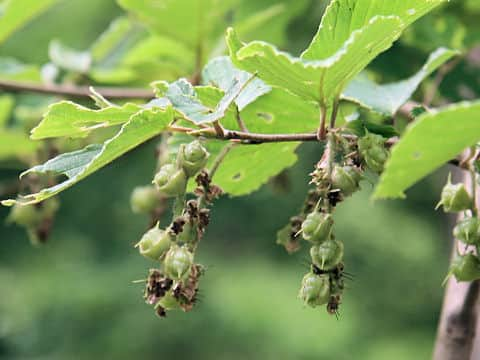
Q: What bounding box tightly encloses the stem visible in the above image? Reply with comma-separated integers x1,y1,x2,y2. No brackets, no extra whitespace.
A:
209,143,235,179
317,105,327,141
329,100,339,129
235,108,249,132
325,132,336,212
424,57,462,106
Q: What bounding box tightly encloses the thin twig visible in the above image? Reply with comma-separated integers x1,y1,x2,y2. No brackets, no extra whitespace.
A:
317,105,327,141
235,108,249,132
0,79,154,99
424,57,462,106
209,143,235,178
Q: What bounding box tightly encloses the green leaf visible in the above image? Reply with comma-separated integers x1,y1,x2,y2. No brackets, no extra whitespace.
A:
48,40,92,74
0,0,58,44
374,101,480,199
227,18,401,103
155,77,254,125
0,130,38,161
0,57,41,81
117,0,235,48
0,94,14,127
2,107,173,206
213,142,300,196
240,88,319,134
227,0,445,104
202,56,271,111
343,48,459,115
302,0,446,61
90,17,193,84
30,101,141,140
90,17,140,63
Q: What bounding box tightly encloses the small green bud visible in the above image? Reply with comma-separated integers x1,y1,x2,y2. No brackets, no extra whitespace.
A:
436,175,472,213
453,217,480,245
331,165,361,197
180,141,209,177
301,212,334,244
310,239,344,270
7,204,43,228
153,164,187,197
298,272,330,307
130,185,158,214
358,133,389,173
164,245,194,280
155,289,180,311
450,253,480,282
136,227,172,261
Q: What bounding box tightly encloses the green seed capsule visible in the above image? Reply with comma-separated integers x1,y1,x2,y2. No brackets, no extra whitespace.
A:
136,227,172,261
153,164,187,197
301,212,334,244
310,239,344,270
453,217,480,245
130,185,158,214
164,245,194,281
331,165,361,197
436,175,472,213
358,133,389,173
298,272,330,307
180,141,209,177
450,253,480,282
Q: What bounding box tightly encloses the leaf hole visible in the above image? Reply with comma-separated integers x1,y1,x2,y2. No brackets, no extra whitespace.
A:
257,112,273,123
232,172,243,181
413,151,422,159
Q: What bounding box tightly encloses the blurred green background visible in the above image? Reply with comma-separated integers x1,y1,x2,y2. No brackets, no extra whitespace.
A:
1,0,478,358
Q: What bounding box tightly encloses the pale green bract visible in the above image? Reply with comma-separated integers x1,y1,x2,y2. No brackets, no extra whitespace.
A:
343,47,459,115
153,74,263,125
202,56,271,111
2,107,173,206
374,101,480,199
227,0,446,104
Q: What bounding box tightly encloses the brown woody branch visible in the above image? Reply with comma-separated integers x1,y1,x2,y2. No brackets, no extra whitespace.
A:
0,79,154,99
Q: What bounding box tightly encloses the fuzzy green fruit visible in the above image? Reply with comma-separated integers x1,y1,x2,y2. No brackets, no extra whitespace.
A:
301,212,333,244
331,165,361,196
130,185,158,214
153,164,187,197
453,217,480,245
298,272,330,307
437,175,472,213
8,203,43,228
180,141,209,176
450,253,480,282
358,133,389,173
136,227,172,261
164,245,194,280
310,239,344,270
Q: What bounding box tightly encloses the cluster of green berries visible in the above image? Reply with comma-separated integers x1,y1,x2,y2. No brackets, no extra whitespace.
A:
278,131,389,315
133,140,217,317
437,174,480,282
7,198,59,245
